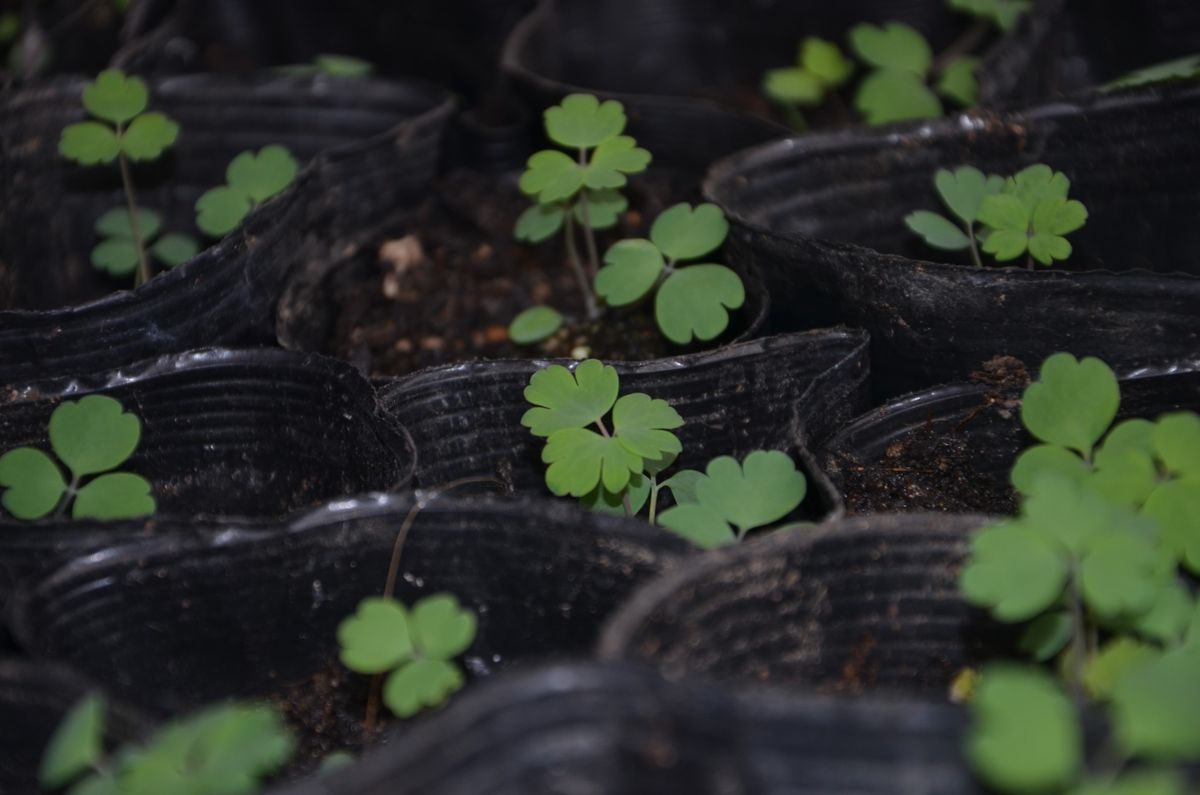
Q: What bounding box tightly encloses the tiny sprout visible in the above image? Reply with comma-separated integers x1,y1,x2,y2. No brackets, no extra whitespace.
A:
762,37,854,129
276,53,375,78
337,593,477,718
92,207,198,276
0,395,154,521
195,145,299,237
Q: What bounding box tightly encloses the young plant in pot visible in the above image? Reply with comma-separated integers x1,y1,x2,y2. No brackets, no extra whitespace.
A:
958,352,1200,795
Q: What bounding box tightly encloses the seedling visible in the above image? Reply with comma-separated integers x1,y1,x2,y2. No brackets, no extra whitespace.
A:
276,54,375,78
92,208,198,276
959,352,1200,795
906,164,1089,268
762,37,854,130
195,145,299,237
40,693,294,794
59,69,181,286
595,203,745,345
0,395,154,521
1102,54,1200,92
513,94,651,332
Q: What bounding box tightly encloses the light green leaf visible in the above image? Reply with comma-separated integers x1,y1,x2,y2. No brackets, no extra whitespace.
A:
59,122,120,165
596,239,664,306
935,166,1003,225
573,188,628,229
662,469,703,504
904,210,970,250
49,395,142,479
40,694,104,789
692,450,807,534
95,207,161,240
1029,233,1072,266
650,203,729,261
1023,475,1146,556
1019,610,1073,662
543,427,642,496
800,36,854,86
611,392,683,461
763,67,824,104
581,474,651,515
91,239,140,276
518,149,584,204
120,112,179,161
848,22,933,75
0,447,67,519
514,203,565,243
1021,353,1120,458
966,665,1082,794
151,233,199,268
1084,637,1161,700
642,450,678,478
336,597,413,673
960,520,1069,622
657,503,736,549
1005,164,1071,211
521,359,620,437
978,192,1030,234
72,472,155,520
195,186,253,237
937,56,980,106
1033,196,1088,236
1099,418,1156,457
1080,531,1169,623
1110,648,1200,760
508,306,563,344
1090,446,1157,507
544,94,626,149
1152,412,1200,476
1130,582,1193,645
165,705,294,793
383,658,464,718
314,53,373,77
1010,444,1090,496
1142,478,1200,573
411,593,476,660
585,135,651,189
980,228,1029,261
226,145,299,203
854,68,943,125
82,69,147,124
655,264,745,345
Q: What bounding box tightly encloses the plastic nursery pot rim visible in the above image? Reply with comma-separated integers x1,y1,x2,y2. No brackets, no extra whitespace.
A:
702,83,1200,282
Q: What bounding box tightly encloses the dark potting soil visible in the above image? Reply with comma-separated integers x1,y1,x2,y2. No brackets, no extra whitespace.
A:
836,356,1030,515
271,661,380,779
323,168,745,377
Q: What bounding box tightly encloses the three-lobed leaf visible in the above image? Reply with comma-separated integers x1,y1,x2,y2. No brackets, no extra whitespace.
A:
120,112,179,161
521,359,619,437
82,69,147,124
854,68,942,125
650,203,728,261
848,22,932,75
226,145,299,204
337,597,414,673
1021,353,1120,458
60,122,120,165
655,264,745,344
50,394,142,478
545,94,626,149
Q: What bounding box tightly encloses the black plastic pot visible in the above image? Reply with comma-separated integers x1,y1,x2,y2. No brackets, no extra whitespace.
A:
0,659,153,795
9,494,689,717
982,0,1200,107
705,85,1200,399
501,0,1017,174
0,74,453,380
818,359,1200,516
269,661,975,795
0,347,414,607
599,513,1012,697
380,328,871,521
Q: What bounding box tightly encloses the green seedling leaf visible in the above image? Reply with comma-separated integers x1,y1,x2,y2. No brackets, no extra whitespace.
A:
411,593,477,659
49,395,141,479
1023,475,1146,556
337,597,414,673
95,207,161,240
1084,637,1160,700
59,122,120,165
1019,610,1073,662
384,658,463,719
120,112,179,161
1098,418,1156,457
611,392,683,461
949,0,1032,32
514,203,565,242
582,473,651,515
849,22,932,75
0,447,66,519
543,427,642,496
642,450,679,478
1010,444,1091,496
508,306,563,344
521,359,619,437
1129,582,1193,645
227,145,299,204
966,665,1082,794
977,193,1031,260
91,239,141,276
574,189,628,229
518,149,584,204
69,774,118,795
585,135,651,189
650,203,729,261
1142,478,1200,573
655,264,745,344
1029,196,1088,265
960,520,1068,621
763,68,824,104
1110,647,1200,760
1080,531,1170,624
195,186,253,237
904,211,970,250
1021,353,1120,458
314,53,373,77
854,68,942,125
1102,54,1200,91
40,694,104,789
801,36,854,86
662,469,702,504
693,450,807,533
380,593,475,718
1152,412,1200,476
596,239,664,306
544,94,626,149
73,472,155,520
658,503,736,549
937,56,980,106
1006,164,1071,211
936,166,1004,225
1091,446,1157,507
318,751,355,775
151,233,199,268
82,69,147,124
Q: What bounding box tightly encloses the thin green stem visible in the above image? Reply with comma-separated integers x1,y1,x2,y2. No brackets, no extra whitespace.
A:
592,418,632,517
647,477,660,525
967,224,983,267
563,210,600,321
115,122,152,287
51,475,80,519
1067,563,1087,706
576,150,601,280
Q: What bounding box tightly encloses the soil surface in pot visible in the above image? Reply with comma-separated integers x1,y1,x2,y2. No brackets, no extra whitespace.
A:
835,357,1030,515
323,168,753,376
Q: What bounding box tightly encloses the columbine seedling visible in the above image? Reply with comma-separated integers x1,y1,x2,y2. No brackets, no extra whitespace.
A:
92,208,198,276
40,694,294,794
595,203,745,345
906,164,1089,268
195,145,299,237
0,395,154,521
59,69,182,286
958,352,1200,795
762,37,854,130
512,94,651,335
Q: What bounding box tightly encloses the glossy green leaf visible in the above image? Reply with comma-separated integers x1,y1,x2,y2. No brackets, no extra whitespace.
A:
151,233,199,268
1021,353,1120,458
1084,637,1160,700
337,597,413,673
95,207,161,240
1152,412,1200,476
411,593,476,659
693,450,807,534
508,306,563,344
82,69,147,124
120,112,178,161
543,427,642,496
650,203,729,261
1110,648,1200,760
611,392,683,461
800,37,853,86
763,67,824,104
657,503,736,549
226,145,299,203
596,239,664,306
91,239,140,276
518,149,584,204
383,658,463,718
960,520,1069,622
1010,444,1090,496
39,694,104,789
655,265,745,344
585,135,651,189
195,185,253,237
904,210,970,250
0,447,67,519
72,472,155,520
544,94,626,149
59,122,120,165
50,395,142,479
854,68,942,125
521,359,619,437
848,22,932,75
573,188,628,229
937,56,980,106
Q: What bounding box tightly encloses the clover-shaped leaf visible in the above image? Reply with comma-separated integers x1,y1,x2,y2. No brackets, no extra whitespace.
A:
1090,445,1157,507
120,112,179,161
936,166,1005,226
657,504,737,549
514,203,565,243
855,68,942,125
849,23,932,75
1023,474,1144,556
651,203,729,261
1080,532,1168,624
596,239,663,306
150,233,199,268
73,473,155,521
1110,648,1200,760
801,36,854,86
411,594,477,659
337,597,413,673
655,264,745,344
966,666,1082,794
543,428,643,496
59,122,120,165
521,359,619,437
1006,164,1071,210
960,520,1069,622
1010,444,1091,496
91,239,142,276
39,694,104,789
1142,478,1200,574
611,392,683,461
977,193,1031,260
518,149,584,204
585,135,651,189
1152,412,1200,476
545,94,626,149
508,306,563,344
226,145,299,204
95,207,161,240
1129,582,1194,645
50,394,142,478
1021,353,1119,458
582,473,651,516
83,69,148,124
938,56,981,106
195,186,253,237
1028,196,1088,265
383,659,464,719
0,448,66,519
574,188,628,229
949,0,1032,32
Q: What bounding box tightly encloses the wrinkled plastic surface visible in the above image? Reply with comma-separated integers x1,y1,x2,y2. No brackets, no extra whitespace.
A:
705,86,1200,398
